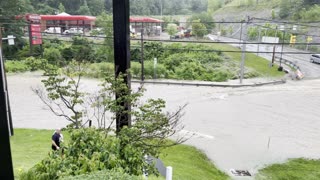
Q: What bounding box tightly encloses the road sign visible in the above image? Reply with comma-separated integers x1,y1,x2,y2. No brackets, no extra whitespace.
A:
30,24,42,45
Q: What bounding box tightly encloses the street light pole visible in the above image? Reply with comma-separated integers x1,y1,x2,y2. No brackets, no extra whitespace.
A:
279,30,285,70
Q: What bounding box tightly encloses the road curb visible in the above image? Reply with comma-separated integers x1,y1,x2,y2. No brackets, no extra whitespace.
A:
132,79,286,88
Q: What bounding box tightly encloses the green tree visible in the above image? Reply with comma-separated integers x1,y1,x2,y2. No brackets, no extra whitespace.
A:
31,63,187,178
167,23,178,36
58,2,66,13
188,12,215,34
95,12,114,62
33,61,87,129
207,0,223,14
70,36,95,62
191,20,207,38
0,0,30,58
279,0,291,19
78,0,91,15
87,0,104,16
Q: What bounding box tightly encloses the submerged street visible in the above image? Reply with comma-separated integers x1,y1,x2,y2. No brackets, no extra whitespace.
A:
8,72,320,177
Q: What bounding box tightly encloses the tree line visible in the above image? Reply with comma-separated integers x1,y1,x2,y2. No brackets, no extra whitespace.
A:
17,0,208,16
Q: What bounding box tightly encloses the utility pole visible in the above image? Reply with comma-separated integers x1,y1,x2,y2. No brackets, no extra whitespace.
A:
257,26,261,56
279,30,285,71
141,23,145,81
113,0,131,132
0,24,15,180
239,17,249,84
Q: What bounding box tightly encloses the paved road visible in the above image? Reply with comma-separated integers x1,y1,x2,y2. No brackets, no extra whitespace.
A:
7,72,320,178
208,34,320,78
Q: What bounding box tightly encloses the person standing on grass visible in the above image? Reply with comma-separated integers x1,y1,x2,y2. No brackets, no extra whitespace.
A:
52,129,61,150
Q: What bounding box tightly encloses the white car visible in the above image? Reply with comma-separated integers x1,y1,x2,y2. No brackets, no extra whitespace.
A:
63,28,83,35
44,27,61,34
310,54,320,64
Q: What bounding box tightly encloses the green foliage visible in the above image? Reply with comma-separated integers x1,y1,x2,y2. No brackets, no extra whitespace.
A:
95,13,114,62
61,169,141,180
78,0,91,15
167,23,178,36
188,12,215,33
86,62,114,78
40,61,87,128
0,0,30,58
144,42,164,60
279,0,291,19
130,62,142,78
31,68,187,179
207,0,224,13
43,47,63,65
247,24,290,41
21,128,123,179
300,5,320,21
256,158,320,180
70,37,95,62
191,20,208,38
143,61,168,79
5,60,30,73
12,129,228,180
58,3,65,13
25,57,48,71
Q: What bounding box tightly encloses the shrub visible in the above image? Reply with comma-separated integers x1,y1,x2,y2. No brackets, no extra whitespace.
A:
43,47,63,66
131,62,141,78
25,57,48,71
21,128,122,179
143,61,168,79
61,169,141,180
20,126,162,180
87,62,114,78
5,60,30,73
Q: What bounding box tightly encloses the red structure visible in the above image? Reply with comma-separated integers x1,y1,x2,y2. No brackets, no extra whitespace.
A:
23,13,163,35
39,13,96,32
129,17,163,23
25,14,43,45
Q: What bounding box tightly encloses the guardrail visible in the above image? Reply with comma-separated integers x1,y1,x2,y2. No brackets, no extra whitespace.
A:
132,79,286,88
274,56,300,71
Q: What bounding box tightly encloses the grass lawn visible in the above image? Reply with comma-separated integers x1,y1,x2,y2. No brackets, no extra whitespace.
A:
205,43,285,78
11,129,228,180
160,144,229,180
10,129,56,179
256,158,320,180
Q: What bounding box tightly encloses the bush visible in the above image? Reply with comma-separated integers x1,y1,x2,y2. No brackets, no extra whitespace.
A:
5,60,30,73
131,62,141,78
43,47,63,66
25,57,48,71
21,128,122,179
87,62,114,78
61,169,141,180
21,127,159,180
144,61,168,79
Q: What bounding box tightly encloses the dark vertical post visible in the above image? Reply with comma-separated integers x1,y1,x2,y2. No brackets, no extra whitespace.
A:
141,22,144,81
28,22,33,55
113,0,131,132
279,31,285,70
0,26,15,180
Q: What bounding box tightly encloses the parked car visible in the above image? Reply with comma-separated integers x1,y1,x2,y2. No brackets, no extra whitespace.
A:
44,27,61,34
310,54,320,64
63,28,83,35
